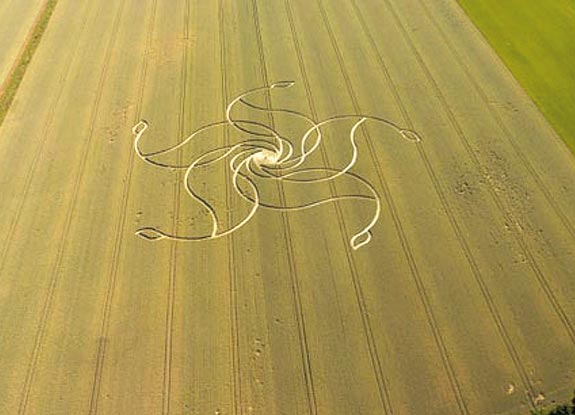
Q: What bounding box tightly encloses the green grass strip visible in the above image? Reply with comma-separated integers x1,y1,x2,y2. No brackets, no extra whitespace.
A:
457,0,575,156
0,0,58,127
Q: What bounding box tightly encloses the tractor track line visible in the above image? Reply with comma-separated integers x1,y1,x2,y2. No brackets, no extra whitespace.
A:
350,0,536,404
0,0,96,288
286,1,399,413
87,0,159,413
279,3,322,414
162,0,191,413
17,1,128,413
382,0,575,345
218,2,242,415
316,0,471,412
250,2,317,414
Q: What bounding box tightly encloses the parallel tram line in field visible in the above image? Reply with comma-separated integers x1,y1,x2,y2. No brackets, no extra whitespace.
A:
349,0,537,403
314,0,472,412
381,0,575,345
281,3,353,414
17,0,129,413
162,0,192,413
283,1,395,413
417,0,575,242
218,2,242,414
249,1,317,414
0,0,96,288
87,0,159,413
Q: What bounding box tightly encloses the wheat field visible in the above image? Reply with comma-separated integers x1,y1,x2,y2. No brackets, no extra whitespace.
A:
0,0,574,414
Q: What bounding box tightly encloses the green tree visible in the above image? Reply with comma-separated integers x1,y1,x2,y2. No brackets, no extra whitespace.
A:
529,390,575,415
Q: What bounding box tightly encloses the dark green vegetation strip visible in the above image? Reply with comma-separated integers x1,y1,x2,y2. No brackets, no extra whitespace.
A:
0,0,58,127
457,0,575,155
529,389,575,414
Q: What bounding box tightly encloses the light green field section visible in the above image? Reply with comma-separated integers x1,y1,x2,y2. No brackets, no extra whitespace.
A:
457,0,575,155
0,0,45,87
0,0,574,414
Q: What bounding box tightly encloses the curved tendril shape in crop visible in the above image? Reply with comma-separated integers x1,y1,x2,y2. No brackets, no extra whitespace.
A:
132,81,421,250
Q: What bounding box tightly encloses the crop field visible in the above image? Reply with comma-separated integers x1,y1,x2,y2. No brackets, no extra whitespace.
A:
0,0,44,87
0,0,574,414
457,0,575,155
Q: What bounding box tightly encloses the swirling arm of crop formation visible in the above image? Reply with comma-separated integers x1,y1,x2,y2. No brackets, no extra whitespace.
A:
136,142,264,241
132,118,285,170
232,81,323,170
237,165,380,250
226,82,321,167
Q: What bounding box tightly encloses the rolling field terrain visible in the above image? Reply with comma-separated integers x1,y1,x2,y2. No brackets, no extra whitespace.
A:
0,0,574,414
457,0,575,154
